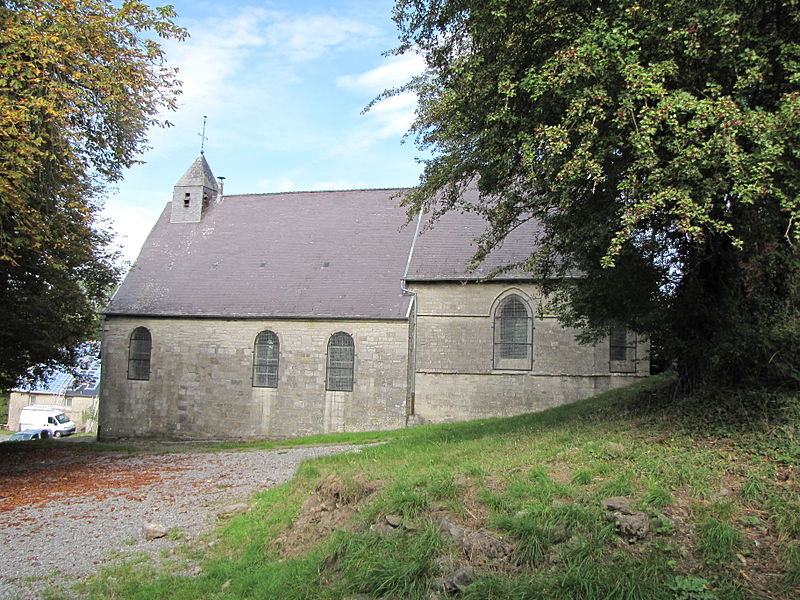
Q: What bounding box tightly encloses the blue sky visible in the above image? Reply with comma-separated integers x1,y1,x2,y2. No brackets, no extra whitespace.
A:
102,0,425,263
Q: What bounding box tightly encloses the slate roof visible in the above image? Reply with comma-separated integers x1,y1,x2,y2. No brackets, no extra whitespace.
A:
106,175,542,320
105,188,418,320
176,154,219,191
406,187,544,281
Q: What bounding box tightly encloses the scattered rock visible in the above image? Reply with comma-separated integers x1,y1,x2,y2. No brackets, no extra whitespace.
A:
602,496,633,514
651,514,672,533
435,516,512,560
440,566,476,593
436,516,467,541
601,497,651,541
370,521,396,536
463,530,512,560
616,512,651,539
385,514,403,528
217,502,249,518
142,522,168,540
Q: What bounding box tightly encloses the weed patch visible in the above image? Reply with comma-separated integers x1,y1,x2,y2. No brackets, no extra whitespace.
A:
329,527,442,599
643,484,673,509
696,517,745,565
783,542,800,588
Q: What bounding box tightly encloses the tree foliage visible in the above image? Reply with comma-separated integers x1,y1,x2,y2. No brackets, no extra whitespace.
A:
0,0,186,389
392,0,800,389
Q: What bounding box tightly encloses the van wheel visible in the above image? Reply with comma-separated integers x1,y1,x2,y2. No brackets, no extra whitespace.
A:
53,431,62,438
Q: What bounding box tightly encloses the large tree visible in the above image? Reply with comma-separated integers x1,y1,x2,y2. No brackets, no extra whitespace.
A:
392,0,800,390
0,0,186,389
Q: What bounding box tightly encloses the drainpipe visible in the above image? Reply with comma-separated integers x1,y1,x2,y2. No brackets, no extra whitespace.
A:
401,211,424,424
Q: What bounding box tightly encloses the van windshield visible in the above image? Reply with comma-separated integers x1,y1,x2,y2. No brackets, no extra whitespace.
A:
55,414,69,424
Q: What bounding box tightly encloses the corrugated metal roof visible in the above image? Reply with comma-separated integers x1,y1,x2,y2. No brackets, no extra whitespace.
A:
14,348,101,396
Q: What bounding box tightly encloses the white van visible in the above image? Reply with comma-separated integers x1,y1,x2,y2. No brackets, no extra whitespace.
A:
18,406,77,438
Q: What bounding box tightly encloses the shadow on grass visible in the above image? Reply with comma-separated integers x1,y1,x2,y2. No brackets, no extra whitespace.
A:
393,373,677,449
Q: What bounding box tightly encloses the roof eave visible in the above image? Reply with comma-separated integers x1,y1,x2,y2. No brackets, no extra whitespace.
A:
102,311,410,322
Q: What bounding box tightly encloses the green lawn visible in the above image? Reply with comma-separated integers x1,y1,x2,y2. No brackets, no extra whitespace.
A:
0,392,8,433
71,374,799,599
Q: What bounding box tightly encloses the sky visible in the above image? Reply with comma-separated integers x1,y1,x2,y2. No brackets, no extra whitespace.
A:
101,0,427,264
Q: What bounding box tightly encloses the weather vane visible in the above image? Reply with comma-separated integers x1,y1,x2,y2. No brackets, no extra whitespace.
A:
198,115,208,154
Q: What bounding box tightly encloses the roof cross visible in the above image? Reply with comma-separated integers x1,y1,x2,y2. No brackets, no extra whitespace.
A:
198,115,208,154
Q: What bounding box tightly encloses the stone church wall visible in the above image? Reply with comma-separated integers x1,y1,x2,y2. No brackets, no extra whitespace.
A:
99,316,409,441
408,281,649,424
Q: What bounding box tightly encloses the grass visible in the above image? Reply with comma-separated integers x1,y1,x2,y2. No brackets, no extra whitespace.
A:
696,516,745,565
57,373,799,599
0,392,8,428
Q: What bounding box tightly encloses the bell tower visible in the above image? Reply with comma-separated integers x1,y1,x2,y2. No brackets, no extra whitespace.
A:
170,154,219,223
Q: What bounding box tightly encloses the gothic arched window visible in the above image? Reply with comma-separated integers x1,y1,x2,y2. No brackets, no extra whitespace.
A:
253,330,280,388
609,325,636,373
128,327,152,380
493,295,532,369
326,332,355,391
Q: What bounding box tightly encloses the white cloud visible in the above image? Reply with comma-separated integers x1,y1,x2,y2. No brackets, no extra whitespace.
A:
331,54,425,154
142,7,271,153
101,201,162,265
337,53,426,93
146,7,383,153
367,91,418,137
265,14,380,62
166,8,267,107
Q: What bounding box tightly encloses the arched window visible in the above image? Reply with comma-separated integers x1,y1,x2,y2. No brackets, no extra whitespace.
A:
609,324,636,372
128,327,152,380
326,332,354,391
493,295,532,369
253,330,280,388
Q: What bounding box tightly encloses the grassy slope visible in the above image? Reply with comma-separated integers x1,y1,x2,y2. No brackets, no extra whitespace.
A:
0,392,8,428
76,374,799,600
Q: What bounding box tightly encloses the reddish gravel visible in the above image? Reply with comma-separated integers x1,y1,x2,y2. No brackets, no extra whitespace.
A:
0,440,363,599
0,449,185,512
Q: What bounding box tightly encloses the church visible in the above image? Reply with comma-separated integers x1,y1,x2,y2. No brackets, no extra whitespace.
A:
98,155,649,441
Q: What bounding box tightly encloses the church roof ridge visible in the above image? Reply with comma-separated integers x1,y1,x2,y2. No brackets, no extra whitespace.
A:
224,186,411,198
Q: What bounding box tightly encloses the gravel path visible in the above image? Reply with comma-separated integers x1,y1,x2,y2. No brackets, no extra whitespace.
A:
0,444,366,599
